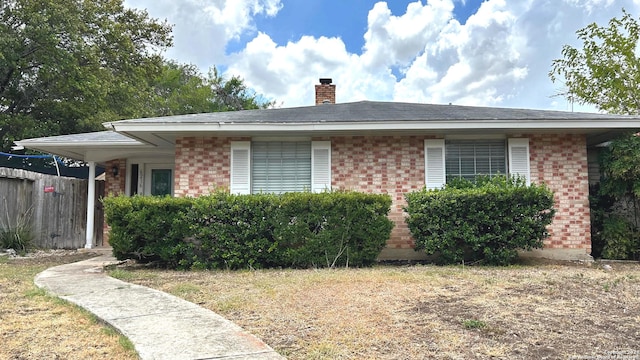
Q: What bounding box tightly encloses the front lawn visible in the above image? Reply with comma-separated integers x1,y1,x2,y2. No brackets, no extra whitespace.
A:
0,252,137,360
111,260,640,359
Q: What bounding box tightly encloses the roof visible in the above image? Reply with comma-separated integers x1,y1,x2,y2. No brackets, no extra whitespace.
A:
15,131,156,163
16,101,640,162
109,101,633,124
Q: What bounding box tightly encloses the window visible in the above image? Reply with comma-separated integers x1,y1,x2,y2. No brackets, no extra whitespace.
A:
230,141,331,194
252,141,311,194
425,138,530,189
445,140,506,182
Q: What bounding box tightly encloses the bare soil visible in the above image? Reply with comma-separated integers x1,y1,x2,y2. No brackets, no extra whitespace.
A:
112,259,640,360
0,251,138,360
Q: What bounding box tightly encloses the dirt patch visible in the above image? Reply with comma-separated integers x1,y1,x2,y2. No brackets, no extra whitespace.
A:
114,261,640,359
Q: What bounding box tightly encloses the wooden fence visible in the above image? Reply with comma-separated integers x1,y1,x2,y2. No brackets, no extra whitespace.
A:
0,168,104,249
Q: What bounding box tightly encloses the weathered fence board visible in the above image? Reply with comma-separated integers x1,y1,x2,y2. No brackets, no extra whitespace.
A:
0,168,104,249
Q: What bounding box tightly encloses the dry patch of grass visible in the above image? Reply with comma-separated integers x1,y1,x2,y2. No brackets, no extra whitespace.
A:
0,253,138,360
113,260,640,360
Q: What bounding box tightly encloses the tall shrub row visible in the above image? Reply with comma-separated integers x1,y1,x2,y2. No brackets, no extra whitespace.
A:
404,176,555,265
103,191,394,269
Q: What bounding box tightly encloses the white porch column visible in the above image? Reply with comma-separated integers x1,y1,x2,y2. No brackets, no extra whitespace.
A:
85,161,96,249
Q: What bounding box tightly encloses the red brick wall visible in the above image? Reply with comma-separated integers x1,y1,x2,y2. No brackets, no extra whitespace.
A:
104,159,126,196
172,134,592,253
174,137,250,196
103,159,127,246
528,134,591,252
332,136,428,249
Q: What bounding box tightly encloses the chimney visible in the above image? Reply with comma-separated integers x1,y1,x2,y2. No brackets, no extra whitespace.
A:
315,78,335,105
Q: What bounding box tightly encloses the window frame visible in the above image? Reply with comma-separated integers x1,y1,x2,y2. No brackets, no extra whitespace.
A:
425,137,530,189
230,140,331,194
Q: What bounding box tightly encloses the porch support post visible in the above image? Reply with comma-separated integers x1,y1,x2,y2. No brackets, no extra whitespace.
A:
85,161,96,249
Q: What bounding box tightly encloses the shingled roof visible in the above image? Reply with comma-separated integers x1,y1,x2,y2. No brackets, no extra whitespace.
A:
108,101,633,125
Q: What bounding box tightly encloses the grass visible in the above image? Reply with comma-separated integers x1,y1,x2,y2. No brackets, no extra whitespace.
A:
113,260,640,360
0,253,138,360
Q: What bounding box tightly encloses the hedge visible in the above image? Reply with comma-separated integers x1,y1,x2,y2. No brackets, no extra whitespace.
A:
103,191,394,269
404,176,555,265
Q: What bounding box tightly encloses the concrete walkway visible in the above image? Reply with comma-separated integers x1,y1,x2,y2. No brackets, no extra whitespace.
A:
34,254,285,360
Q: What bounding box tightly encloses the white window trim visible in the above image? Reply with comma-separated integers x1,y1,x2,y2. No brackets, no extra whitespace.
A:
143,164,175,196
425,137,531,188
230,140,332,194
124,158,174,196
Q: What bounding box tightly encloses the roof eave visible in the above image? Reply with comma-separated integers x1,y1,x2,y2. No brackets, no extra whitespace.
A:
109,119,640,133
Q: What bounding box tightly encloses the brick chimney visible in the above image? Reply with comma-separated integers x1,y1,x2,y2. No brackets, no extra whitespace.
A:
315,78,335,105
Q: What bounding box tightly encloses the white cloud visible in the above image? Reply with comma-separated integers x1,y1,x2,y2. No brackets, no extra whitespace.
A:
123,0,282,69
125,0,640,110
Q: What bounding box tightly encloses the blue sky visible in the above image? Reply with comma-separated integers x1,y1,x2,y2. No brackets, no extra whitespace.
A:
231,0,484,54
123,0,640,111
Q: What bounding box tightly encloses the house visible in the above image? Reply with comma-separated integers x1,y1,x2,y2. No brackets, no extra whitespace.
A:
16,79,640,261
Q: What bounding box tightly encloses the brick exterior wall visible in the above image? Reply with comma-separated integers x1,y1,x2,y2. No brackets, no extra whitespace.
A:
174,137,250,196
104,159,126,196
528,134,591,252
331,136,428,249
103,158,127,246
115,133,591,255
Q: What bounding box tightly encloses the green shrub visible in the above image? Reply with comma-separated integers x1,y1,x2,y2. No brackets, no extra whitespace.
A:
274,191,394,268
103,191,394,269
178,192,279,270
103,196,192,265
404,176,555,265
601,215,639,260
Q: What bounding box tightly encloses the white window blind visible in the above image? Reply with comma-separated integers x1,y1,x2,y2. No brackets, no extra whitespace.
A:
445,140,506,181
251,141,312,194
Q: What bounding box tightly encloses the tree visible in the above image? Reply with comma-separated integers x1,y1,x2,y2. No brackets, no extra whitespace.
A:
143,63,273,117
0,0,173,151
551,12,640,259
207,67,274,111
549,10,640,114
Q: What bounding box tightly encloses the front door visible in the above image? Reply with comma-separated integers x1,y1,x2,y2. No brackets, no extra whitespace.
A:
144,164,174,196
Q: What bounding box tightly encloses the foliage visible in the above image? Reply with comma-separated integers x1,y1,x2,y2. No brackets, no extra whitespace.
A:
594,133,640,259
0,1,274,152
600,133,640,199
462,319,487,329
103,196,192,266
549,10,640,114
103,191,393,270
0,225,33,252
273,191,394,268
0,198,33,252
588,184,616,259
404,176,555,266
0,0,173,151
180,192,279,270
601,215,639,260
143,63,274,117
551,10,640,258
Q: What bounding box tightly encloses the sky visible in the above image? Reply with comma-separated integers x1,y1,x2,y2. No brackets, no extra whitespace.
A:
122,0,640,111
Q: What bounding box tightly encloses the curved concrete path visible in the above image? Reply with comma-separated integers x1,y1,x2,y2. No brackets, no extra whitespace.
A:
34,255,284,360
